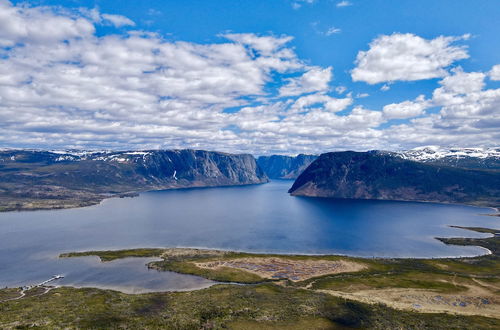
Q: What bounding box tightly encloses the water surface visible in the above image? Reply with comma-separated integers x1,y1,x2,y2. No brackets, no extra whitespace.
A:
0,180,497,292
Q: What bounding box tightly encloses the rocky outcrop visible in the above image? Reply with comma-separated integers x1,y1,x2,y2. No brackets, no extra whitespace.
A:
288,151,500,207
257,154,317,179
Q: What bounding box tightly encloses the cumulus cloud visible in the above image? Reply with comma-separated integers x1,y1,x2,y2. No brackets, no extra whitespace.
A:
291,93,352,113
383,95,428,119
489,64,500,81
382,69,500,149
101,14,135,27
432,69,497,119
0,0,94,46
351,33,470,84
279,67,333,96
435,68,485,95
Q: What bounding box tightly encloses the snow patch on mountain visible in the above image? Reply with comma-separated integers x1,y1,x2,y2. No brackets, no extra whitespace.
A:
398,146,500,161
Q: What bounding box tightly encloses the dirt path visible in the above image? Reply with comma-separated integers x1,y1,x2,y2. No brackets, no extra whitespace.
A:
0,287,54,303
1,291,26,302
471,278,500,292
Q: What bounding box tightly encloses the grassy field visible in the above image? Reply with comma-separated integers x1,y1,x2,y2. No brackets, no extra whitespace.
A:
1,284,499,329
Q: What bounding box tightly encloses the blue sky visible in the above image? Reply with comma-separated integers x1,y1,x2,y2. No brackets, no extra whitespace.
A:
1,0,499,154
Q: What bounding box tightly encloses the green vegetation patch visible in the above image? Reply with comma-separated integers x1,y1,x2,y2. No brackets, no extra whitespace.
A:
310,271,468,293
60,248,165,262
0,288,21,301
1,285,499,329
150,260,265,284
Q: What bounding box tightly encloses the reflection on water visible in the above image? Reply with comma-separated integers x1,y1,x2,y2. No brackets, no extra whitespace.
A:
0,180,497,292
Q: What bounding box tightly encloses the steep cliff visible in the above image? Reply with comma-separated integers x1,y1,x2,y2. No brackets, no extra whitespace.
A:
289,151,500,207
257,154,317,179
0,149,268,211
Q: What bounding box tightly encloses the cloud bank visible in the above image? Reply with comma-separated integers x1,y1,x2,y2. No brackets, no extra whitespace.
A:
0,1,498,154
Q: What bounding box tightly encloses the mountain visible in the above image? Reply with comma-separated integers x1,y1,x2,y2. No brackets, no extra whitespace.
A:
0,149,268,211
394,146,500,170
257,154,317,179
289,151,500,207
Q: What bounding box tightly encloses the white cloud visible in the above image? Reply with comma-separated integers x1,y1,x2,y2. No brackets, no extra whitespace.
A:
380,84,390,91
489,64,500,81
325,27,341,35
383,95,428,119
351,33,470,84
0,1,497,155
381,69,500,149
291,93,352,113
435,68,485,95
0,0,94,46
336,1,352,7
0,1,307,153
223,33,296,59
79,8,135,27
279,67,333,96
101,14,135,27
432,69,497,119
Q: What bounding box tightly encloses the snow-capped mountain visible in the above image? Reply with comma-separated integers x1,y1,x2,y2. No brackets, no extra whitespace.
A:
395,146,500,170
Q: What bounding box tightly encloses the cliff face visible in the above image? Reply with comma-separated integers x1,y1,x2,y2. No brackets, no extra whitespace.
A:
0,149,268,211
288,151,500,207
257,154,317,179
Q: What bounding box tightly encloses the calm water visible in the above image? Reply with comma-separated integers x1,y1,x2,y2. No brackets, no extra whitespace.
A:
0,180,498,292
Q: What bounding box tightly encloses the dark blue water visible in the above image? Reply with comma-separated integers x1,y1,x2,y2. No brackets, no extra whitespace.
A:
0,180,497,292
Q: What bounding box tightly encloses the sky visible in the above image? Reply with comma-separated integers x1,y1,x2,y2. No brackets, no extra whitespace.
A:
0,0,499,155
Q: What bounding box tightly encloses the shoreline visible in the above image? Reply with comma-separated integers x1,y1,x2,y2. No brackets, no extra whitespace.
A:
2,226,499,325
0,180,269,213
1,186,498,214
59,223,498,276
292,193,500,214
58,244,493,261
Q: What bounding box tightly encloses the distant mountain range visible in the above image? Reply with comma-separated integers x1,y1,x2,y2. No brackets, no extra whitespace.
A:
0,149,267,211
257,154,317,179
289,150,500,208
1,147,499,211
394,146,500,170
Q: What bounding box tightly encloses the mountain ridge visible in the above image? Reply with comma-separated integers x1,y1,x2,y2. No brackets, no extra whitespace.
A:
0,149,268,211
